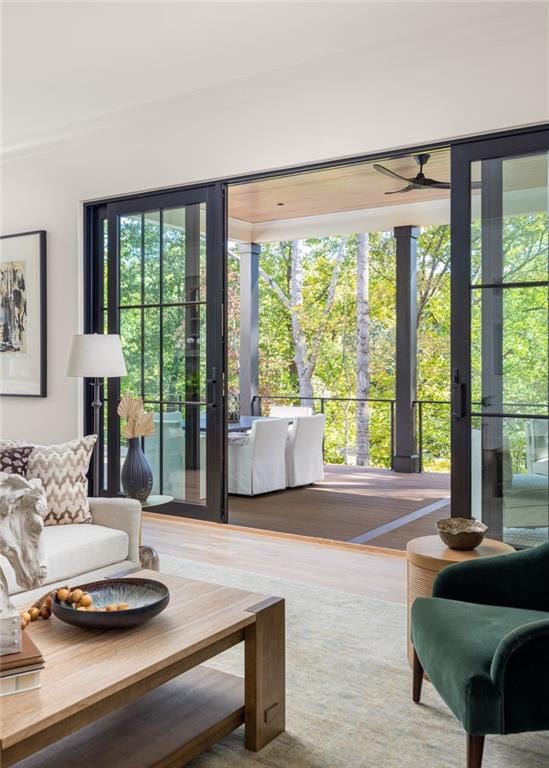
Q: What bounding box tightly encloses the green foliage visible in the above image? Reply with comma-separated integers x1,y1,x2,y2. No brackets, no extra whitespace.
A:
115,208,548,476
229,214,547,472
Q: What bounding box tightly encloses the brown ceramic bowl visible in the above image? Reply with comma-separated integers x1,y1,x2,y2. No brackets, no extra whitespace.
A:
436,517,488,550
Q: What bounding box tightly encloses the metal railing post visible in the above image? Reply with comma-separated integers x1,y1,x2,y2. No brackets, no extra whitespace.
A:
418,401,424,473
390,400,395,470
320,398,326,461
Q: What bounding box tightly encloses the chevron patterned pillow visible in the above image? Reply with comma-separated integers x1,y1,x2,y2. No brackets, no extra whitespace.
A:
0,436,97,525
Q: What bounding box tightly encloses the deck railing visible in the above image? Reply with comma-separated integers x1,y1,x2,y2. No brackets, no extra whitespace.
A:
250,394,452,473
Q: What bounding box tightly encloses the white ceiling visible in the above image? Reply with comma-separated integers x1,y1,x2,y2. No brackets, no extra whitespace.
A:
1,1,506,151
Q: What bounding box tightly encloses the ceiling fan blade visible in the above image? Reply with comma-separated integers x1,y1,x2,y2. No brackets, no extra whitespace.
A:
384,184,415,194
425,180,451,190
373,164,411,183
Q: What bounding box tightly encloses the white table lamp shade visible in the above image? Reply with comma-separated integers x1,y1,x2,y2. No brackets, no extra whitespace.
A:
66,334,127,378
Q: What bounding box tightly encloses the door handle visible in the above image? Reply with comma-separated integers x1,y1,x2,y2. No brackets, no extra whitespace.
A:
206,367,218,408
452,369,467,420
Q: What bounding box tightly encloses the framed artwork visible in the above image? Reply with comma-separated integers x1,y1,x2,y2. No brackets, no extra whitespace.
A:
0,231,47,397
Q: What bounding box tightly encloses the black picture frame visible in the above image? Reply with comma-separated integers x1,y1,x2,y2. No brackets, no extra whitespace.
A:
0,230,47,397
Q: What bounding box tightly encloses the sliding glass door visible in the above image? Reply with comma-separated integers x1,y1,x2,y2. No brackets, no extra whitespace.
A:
451,129,549,546
87,185,227,521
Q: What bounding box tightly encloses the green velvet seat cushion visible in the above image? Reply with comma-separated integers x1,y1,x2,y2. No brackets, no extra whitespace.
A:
412,597,549,735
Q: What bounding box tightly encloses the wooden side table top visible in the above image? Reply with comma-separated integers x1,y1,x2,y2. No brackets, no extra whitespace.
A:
407,534,515,571
141,494,174,509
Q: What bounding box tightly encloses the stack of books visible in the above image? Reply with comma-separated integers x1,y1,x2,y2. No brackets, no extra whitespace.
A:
0,633,44,696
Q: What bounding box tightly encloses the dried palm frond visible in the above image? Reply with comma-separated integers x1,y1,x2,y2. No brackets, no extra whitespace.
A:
118,394,155,439
122,419,138,440
134,412,155,438
117,393,143,420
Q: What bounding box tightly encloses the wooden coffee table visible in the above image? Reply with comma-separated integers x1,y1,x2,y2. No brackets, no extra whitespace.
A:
1,570,285,767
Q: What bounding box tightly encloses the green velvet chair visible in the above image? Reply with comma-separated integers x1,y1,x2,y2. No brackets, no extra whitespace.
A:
411,542,549,768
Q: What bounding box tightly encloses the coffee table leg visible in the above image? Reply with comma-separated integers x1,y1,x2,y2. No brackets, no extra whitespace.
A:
244,596,285,751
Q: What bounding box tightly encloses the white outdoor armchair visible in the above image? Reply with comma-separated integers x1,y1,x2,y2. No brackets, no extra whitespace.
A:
228,418,289,495
285,414,326,487
269,405,313,418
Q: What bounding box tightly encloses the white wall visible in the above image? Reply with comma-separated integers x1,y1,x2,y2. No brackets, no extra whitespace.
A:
1,2,548,442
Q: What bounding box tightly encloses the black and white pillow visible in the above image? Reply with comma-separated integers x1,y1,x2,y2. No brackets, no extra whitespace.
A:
0,445,33,477
0,436,97,525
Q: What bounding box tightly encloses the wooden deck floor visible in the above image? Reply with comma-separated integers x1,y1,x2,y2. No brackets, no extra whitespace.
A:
228,464,450,550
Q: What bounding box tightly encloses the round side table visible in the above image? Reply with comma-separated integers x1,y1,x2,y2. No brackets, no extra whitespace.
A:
406,535,515,666
142,494,174,509
138,495,174,571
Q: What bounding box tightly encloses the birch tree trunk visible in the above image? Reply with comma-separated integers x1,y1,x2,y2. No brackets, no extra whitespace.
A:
355,233,370,466
289,240,314,402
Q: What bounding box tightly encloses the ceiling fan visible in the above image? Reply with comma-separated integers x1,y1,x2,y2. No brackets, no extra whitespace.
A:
373,153,451,194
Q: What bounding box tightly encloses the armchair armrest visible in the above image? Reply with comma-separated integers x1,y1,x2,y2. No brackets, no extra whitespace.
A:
89,497,141,565
490,618,549,733
491,618,549,690
433,543,549,612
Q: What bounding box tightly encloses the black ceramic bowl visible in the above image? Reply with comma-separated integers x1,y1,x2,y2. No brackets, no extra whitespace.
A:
51,578,170,630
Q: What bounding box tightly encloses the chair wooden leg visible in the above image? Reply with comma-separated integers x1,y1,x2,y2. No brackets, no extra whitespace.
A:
412,647,423,703
467,734,485,768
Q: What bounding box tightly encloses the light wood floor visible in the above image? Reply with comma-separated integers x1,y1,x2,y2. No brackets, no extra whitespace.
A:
228,464,450,549
142,513,407,603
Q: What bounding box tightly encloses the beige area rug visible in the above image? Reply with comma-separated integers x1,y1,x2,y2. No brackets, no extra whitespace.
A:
160,555,549,768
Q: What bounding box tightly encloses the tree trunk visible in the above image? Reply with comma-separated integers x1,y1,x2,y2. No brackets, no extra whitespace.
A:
356,233,370,466
251,237,346,408
289,240,314,403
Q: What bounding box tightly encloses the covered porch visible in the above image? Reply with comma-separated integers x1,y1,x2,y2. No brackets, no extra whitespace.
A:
225,151,453,549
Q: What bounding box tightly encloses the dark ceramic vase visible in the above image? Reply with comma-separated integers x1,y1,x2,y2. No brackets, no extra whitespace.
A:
121,438,153,503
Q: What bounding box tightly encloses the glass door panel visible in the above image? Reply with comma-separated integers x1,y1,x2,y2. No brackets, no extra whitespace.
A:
451,130,549,547
104,187,225,521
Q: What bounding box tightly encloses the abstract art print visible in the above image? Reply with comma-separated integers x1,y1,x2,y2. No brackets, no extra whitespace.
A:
0,231,46,397
0,260,27,353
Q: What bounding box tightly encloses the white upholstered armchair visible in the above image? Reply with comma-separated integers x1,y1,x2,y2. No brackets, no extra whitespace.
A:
285,414,326,487
228,418,289,495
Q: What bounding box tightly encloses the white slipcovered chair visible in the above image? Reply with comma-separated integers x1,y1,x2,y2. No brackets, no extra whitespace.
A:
228,418,289,495
285,414,326,487
269,405,313,418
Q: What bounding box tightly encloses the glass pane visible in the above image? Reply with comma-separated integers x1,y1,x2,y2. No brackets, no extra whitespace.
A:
119,214,142,305
162,204,207,304
471,285,548,414
162,305,206,403
471,416,548,547
113,197,212,514
143,307,160,401
471,153,549,285
119,308,142,396
144,211,160,305
143,405,206,504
